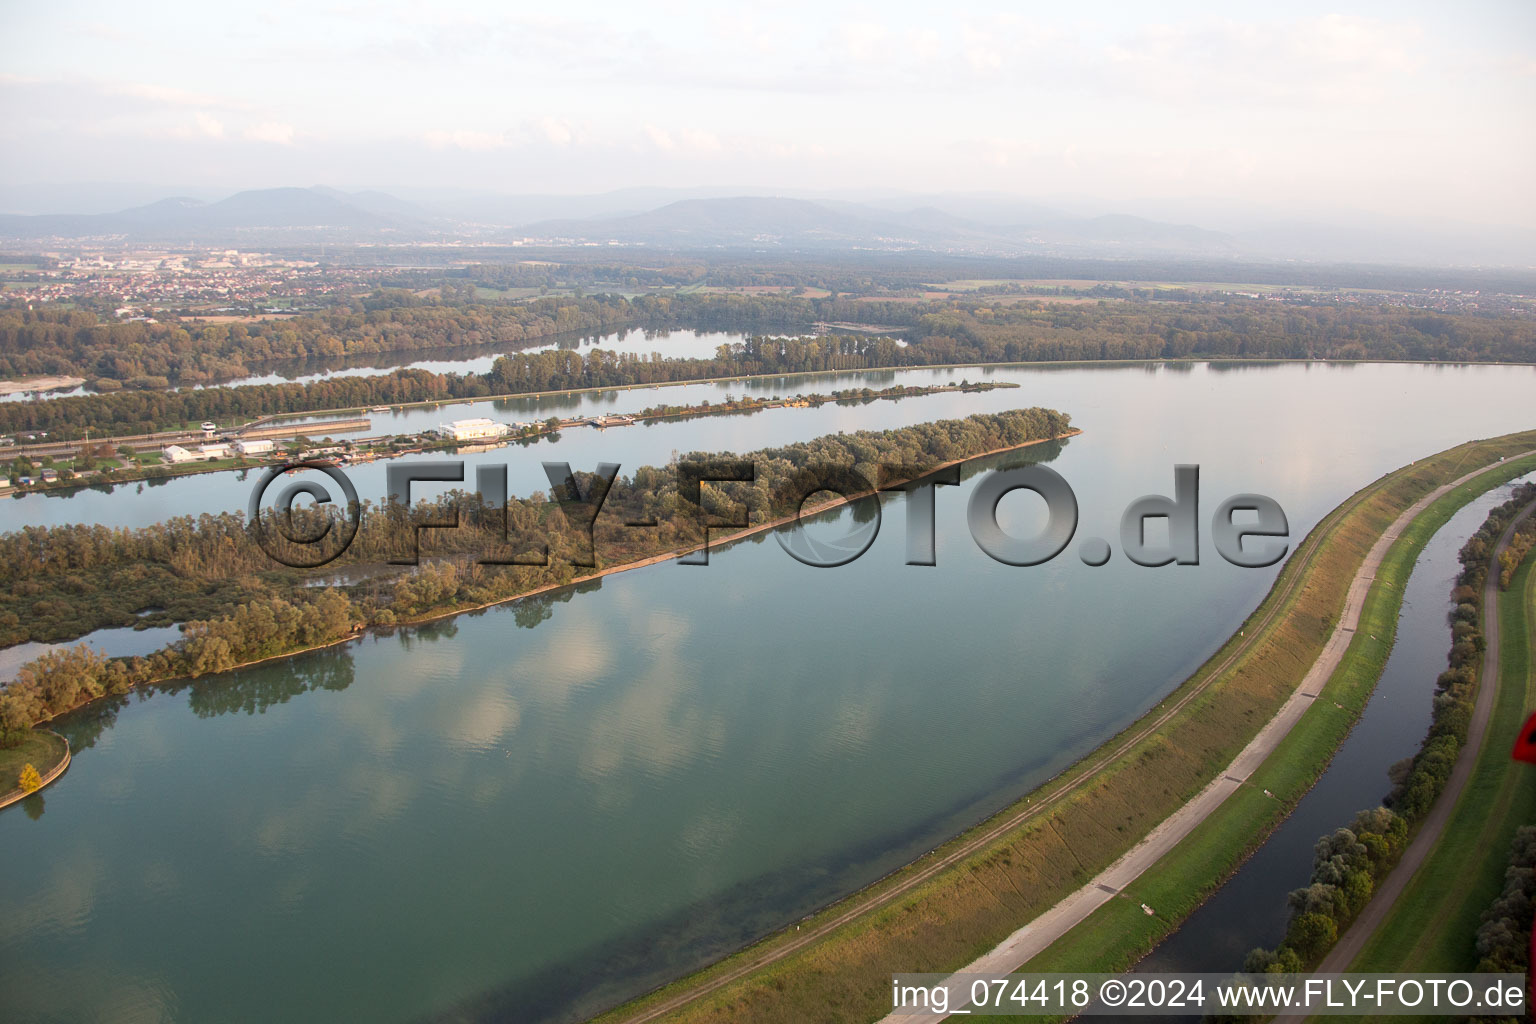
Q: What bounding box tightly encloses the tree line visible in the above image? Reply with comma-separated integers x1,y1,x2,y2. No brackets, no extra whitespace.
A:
5,292,1535,442
1473,825,1536,975
1240,482,1536,977
0,408,1071,738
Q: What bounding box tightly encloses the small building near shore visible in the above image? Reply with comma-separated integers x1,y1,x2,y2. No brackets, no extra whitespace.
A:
438,418,512,441
161,444,196,464
233,438,275,457
199,443,232,460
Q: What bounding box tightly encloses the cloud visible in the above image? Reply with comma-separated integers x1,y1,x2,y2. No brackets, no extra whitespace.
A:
531,116,576,147
108,81,238,109
679,128,722,154
164,111,225,141
641,124,723,155
423,129,509,151
643,124,675,151
243,121,295,145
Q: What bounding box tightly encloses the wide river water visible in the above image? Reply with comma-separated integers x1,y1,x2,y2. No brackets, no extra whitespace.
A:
1,360,1534,1022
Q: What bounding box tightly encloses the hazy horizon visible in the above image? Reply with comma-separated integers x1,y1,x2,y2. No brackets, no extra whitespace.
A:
3,0,1534,238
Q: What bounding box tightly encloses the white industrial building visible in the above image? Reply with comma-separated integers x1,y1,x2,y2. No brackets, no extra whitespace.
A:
161,444,196,464
199,443,232,460
233,438,275,456
438,418,512,441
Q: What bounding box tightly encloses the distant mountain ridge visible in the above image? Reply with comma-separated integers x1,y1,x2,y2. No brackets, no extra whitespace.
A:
519,196,1234,255
1,184,1522,265
0,187,428,241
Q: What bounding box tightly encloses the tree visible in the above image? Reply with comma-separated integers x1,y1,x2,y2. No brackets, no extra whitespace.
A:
1285,912,1338,960
18,762,42,793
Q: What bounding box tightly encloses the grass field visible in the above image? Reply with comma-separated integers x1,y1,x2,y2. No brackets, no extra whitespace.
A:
594,435,1536,1024
0,730,68,802
1343,547,1536,974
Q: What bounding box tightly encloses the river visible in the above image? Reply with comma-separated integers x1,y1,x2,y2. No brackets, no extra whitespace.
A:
1,360,1534,1022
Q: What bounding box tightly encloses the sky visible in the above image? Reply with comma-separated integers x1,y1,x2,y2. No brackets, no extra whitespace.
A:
1,0,1533,229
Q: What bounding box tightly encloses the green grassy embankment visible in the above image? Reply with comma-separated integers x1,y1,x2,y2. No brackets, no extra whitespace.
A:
1342,545,1536,974
1013,462,1536,985
593,436,1536,1024
0,729,68,806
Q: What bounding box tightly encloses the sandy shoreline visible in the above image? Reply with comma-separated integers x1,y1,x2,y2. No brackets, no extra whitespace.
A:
0,375,86,397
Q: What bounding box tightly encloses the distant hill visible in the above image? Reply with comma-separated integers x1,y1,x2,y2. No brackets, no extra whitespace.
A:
515,195,1233,255
0,184,1261,258
0,186,433,241
522,196,944,247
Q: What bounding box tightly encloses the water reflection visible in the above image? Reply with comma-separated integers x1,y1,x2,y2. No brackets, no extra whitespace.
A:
166,648,356,718
4,363,1536,1023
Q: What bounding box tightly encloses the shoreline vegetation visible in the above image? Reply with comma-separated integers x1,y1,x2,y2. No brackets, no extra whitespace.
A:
0,728,68,810
1,378,1018,496
1010,462,1536,1011
1317,499,1536,991
1238,483,1536,978
0,409,1075,737
2,288,1534,439
580,432,1536,1024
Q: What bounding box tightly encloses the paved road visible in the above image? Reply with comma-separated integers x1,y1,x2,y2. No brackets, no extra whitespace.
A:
880,454,1536,1024
9,428,213,460
1283,497,1536,999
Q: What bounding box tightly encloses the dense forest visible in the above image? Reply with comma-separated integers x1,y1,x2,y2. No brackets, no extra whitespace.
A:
2,290,1533,440
0,292,651,384
0,408,1071,737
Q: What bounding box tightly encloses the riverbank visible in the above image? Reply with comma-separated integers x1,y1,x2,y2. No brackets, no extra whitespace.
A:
588,431,1536,1024
165,356,1536,432
378,427,1078,636
1011,464,1536,987
1324,506,1536,981
10,422,1080,739
2,380,1021,498
0,729,69,810
0,375,85,398
10,352,1533,450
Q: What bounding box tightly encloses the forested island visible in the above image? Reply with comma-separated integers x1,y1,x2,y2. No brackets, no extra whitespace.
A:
1,288,1533,439
0,407,1072,739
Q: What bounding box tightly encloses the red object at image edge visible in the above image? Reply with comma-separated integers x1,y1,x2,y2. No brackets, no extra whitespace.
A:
1512,711,1536,1008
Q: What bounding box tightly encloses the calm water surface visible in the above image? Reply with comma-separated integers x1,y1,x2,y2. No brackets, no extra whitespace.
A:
1,361,1534,1022
0,328,808,404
